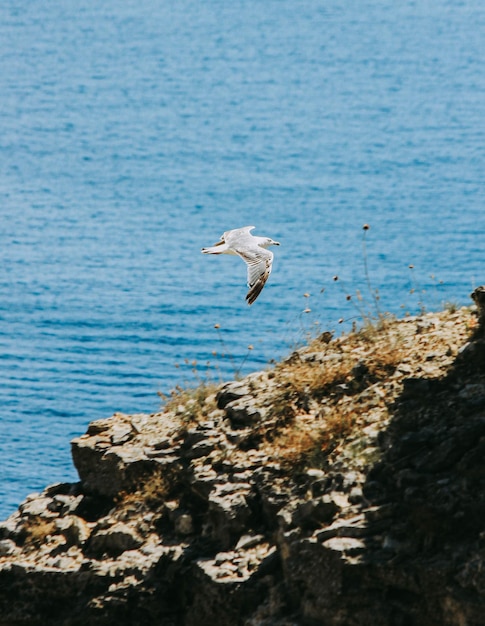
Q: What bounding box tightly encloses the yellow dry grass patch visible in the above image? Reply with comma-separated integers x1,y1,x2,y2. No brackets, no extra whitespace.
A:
264,308,476,469
116,466,182,511
159,383,219,425
21,518,57,549
264,321,406,468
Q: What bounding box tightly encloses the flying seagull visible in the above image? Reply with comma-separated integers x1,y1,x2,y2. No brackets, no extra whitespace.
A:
202,225,280,305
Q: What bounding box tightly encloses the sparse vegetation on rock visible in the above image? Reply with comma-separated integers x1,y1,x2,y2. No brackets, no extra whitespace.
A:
1,292,484,625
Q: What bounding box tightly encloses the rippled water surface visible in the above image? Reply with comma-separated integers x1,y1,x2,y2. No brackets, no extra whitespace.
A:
0,0,484,518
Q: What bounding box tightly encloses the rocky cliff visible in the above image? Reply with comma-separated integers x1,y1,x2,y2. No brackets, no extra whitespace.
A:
1,292,485,626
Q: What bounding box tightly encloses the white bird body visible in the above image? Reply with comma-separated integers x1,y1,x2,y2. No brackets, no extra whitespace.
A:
202,225,280,305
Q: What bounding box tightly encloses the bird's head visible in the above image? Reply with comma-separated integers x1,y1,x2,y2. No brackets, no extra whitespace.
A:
263,238,280,248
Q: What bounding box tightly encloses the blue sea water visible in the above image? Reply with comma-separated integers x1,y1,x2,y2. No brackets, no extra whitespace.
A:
0,0,484,519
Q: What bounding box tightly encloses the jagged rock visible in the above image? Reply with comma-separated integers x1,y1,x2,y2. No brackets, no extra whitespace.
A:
235,534,265,550
175,514,194,536
0,539,16,557
216,382,251,409
86,418,114,435
1,304,485,625
110,424,134,445
401,376,436,397
292,495,340,530
183,427,213,448
19,496,55,519
88,522,143,556
47,494,84,516
163,501,195,536
55,516,91,547
71,437,173,497
471,286,485,326
224,400,262,427
189,467,224,500
257,480,293,529
144,446,181,460
321,536,366,556
207,484,253,548
185,440,216,459
0,512,23,542
314,512,388,542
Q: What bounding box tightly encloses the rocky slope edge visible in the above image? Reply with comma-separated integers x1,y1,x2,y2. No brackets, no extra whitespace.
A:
1,292,485,625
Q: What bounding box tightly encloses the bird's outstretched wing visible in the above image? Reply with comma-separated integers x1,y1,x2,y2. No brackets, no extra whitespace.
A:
233,246,274,305
202,226,255,254
223,226,255,247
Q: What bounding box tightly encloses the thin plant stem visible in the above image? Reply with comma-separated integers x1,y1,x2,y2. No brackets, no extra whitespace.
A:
362,226,382,320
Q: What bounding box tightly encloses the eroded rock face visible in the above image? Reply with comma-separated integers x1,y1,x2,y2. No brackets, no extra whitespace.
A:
1,306,485,625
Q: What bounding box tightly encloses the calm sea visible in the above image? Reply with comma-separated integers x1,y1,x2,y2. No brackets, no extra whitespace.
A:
0,0,484,518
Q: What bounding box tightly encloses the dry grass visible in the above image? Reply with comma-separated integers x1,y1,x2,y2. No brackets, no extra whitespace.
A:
273,323,402,406
21,518,57,548
266,426,326,469
158,382,219,425
117,467,177,510
262,320,405,469
266,404,364,470
263,305,475,470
